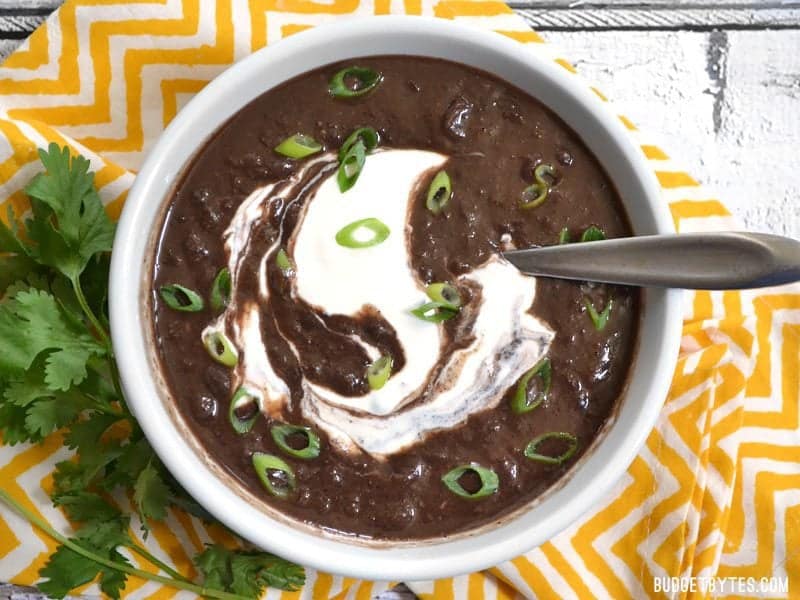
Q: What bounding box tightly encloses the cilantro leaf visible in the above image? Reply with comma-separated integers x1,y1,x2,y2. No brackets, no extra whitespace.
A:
0,256,37,295
0,289,105,389
100,437,152,491
195,544,232,591
0,399,35,445
1,273,51,304
0,206,28,256
195,545,305,596
0,144,306,600
133,461,170,531
38,518,131,600
37,542,106,599
3,360,53,407
99,551,130,599
52,491,122,524
77,517,131,549
79,253,111,323
24,394,90,438
229,553,306,596
53,442,124,495
23,143,115,281
241,554,305,592
160,473,215,522
64,412,121,451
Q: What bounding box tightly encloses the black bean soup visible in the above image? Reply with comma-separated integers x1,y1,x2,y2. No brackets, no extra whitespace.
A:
150,56,639,539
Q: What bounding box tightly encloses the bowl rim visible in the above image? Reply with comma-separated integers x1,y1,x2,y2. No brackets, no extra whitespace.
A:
110,15,684,581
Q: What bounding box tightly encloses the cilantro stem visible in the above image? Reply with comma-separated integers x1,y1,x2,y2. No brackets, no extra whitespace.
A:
71,276,126,404
83,393,124,417
126,542,191,584
0,489,251,600
71,277,112,350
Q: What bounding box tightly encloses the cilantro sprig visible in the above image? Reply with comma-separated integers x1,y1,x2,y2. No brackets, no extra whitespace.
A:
0,144,304,599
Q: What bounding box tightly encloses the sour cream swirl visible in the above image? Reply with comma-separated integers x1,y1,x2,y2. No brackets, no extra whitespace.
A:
211,149,554,457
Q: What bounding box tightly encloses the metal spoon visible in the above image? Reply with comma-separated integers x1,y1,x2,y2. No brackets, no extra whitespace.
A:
502,232,800,289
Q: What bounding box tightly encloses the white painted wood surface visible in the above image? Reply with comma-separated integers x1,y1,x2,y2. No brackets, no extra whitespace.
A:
0,1,797,599
543,29,800,237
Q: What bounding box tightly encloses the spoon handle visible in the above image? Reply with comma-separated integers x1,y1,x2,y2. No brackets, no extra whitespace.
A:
502,232,800,290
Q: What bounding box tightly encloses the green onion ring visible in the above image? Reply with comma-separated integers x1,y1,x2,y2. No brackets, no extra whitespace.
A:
441,464,499,499
580,225,606,242
534,163,557,185
367,355,393,391
329,66,383,98
202,328,238,367
511,357,552,414
159,284,204,312
524,432,579,465
335,217,390,249
339,127,379,161
270,424,321,460
410,301,458,323
274,133,322,159
426,170,452,214
229,386,261,434
584,297,613,331
275,248,293,273
520,163,557,210
425,282,462,310
252,452,296,498
558,227,571,245
210,268,231,312
520,182,548,209
337,139,367,192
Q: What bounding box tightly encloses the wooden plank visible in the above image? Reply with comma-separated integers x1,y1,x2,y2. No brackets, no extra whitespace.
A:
0,0,59,9
0,14,46,38
515,6,800,30
0,2,797,36
544,29,800,237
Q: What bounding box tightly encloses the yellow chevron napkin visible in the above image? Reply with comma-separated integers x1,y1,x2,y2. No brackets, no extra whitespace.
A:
0,2,798,599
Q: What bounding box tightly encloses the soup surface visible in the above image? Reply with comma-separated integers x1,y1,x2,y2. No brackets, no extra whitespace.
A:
150,56,639,539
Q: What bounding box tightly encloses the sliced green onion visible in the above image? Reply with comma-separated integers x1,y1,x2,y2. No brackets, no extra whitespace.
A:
270,424,321,460
520,182,548,209
274,134,322,159
442,464,499,499
159,284,204,312
210,268,231,312
337,139,367,192
410,301,458,323
580,226,606,242
558,228,571,245
534,163,557,185
275,248,293,273
520,163,557,210
329,66,383,98
367,355,393,390
229,386,261,434
252,452,296,499
426,170,452,215
335,217,390,249
511,358,552,414
425,282,461,310
524,432,579,465
202,328,238,367
585,297,613,331
339,127,379,161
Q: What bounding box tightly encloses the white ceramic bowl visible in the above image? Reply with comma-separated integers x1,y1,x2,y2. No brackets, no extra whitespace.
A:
110,16,683,581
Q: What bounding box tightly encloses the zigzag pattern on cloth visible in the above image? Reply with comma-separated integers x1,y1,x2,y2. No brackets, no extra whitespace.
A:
0,2,798,598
